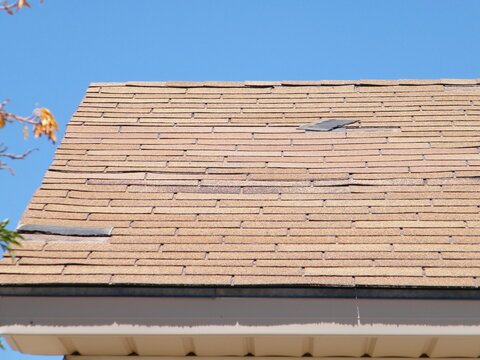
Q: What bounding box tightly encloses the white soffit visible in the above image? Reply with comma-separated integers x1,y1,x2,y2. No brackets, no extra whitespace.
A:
1,296,480,357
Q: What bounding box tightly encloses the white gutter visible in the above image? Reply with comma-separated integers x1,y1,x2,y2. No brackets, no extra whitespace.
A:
2,296,480,334
2,297,480,357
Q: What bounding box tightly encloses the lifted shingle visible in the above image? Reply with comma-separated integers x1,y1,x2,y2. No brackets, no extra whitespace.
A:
16,224,113,237
297,119,358,132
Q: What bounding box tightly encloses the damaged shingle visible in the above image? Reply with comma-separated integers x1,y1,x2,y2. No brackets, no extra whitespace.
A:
16,224,113,237
297,119,358,132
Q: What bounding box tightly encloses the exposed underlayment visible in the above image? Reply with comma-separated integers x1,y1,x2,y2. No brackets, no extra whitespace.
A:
1,80,480,288
297,119,358,131
16,224,113,237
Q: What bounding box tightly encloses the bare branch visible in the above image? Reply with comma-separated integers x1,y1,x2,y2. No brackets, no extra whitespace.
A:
0,99,58,142
0,143,38,175
0,99,38,125
0,160,14,175
0,99,57,173
0,145,37,160
0,1,18,14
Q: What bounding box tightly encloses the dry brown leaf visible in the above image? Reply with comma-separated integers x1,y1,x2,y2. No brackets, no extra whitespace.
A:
33,108,58,143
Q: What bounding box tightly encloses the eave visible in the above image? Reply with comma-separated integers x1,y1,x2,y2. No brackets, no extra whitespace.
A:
2,295,480,357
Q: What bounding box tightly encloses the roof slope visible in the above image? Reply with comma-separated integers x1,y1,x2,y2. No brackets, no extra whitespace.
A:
2,79,480,289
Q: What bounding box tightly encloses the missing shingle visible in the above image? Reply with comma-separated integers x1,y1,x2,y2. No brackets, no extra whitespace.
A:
298,119,400,133
298,119,358,132
20,233,109,243
16,224,113,237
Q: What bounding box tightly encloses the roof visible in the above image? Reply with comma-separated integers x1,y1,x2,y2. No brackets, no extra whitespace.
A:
2,79,480,291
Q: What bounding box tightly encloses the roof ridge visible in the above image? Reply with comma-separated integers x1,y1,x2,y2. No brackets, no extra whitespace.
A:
89,79,480,88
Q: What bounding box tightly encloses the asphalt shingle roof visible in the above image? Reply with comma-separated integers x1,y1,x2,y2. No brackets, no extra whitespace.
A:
2,79,480,288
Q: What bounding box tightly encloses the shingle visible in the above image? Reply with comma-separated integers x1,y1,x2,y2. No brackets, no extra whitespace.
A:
354,276,475,287
197,214,304,221
325,251,439,260
88,213,195,221
305,267,423,276
354,221,465,228
89,250,198,259
43,243,160,252
111,228,176,236
162,244,276,252
3,80,480,289
234,275,354,286
109,235,222,244
111,274,232,285
0,274,112,284
185,266,303,276
224,236,337,244
8,250,90,259
0,265,65,274
63,265,183,275
278,244,392,252
18,258,136,266
338,235,450,244
394,244,480,252
207,251,325,260
177,228,287,236
137,259,253,266
153,207,259,214
130,220,240,228
255,259,373,267
44,204,154,214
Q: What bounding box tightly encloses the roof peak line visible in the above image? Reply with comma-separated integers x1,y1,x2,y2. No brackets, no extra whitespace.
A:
89,79,480,88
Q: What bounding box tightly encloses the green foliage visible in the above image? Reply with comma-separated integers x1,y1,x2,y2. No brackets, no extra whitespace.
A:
0,219,23,258
0,219,22,350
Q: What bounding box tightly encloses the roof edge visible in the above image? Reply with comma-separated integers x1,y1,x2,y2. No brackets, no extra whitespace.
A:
1,284,480,299
88,79,480,88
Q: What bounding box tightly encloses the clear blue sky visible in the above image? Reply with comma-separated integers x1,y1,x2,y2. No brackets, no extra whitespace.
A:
1,0,479,359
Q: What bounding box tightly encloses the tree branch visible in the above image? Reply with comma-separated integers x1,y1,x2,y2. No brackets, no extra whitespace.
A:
0,99,37,125
0,144,37,160
1,1,28,14
0,0,43,14
0,144,37,174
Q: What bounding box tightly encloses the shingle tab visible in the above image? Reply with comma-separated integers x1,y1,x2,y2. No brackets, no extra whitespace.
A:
2,79,480,289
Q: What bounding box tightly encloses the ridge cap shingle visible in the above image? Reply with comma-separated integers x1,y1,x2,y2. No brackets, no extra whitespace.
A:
87,79,480,89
